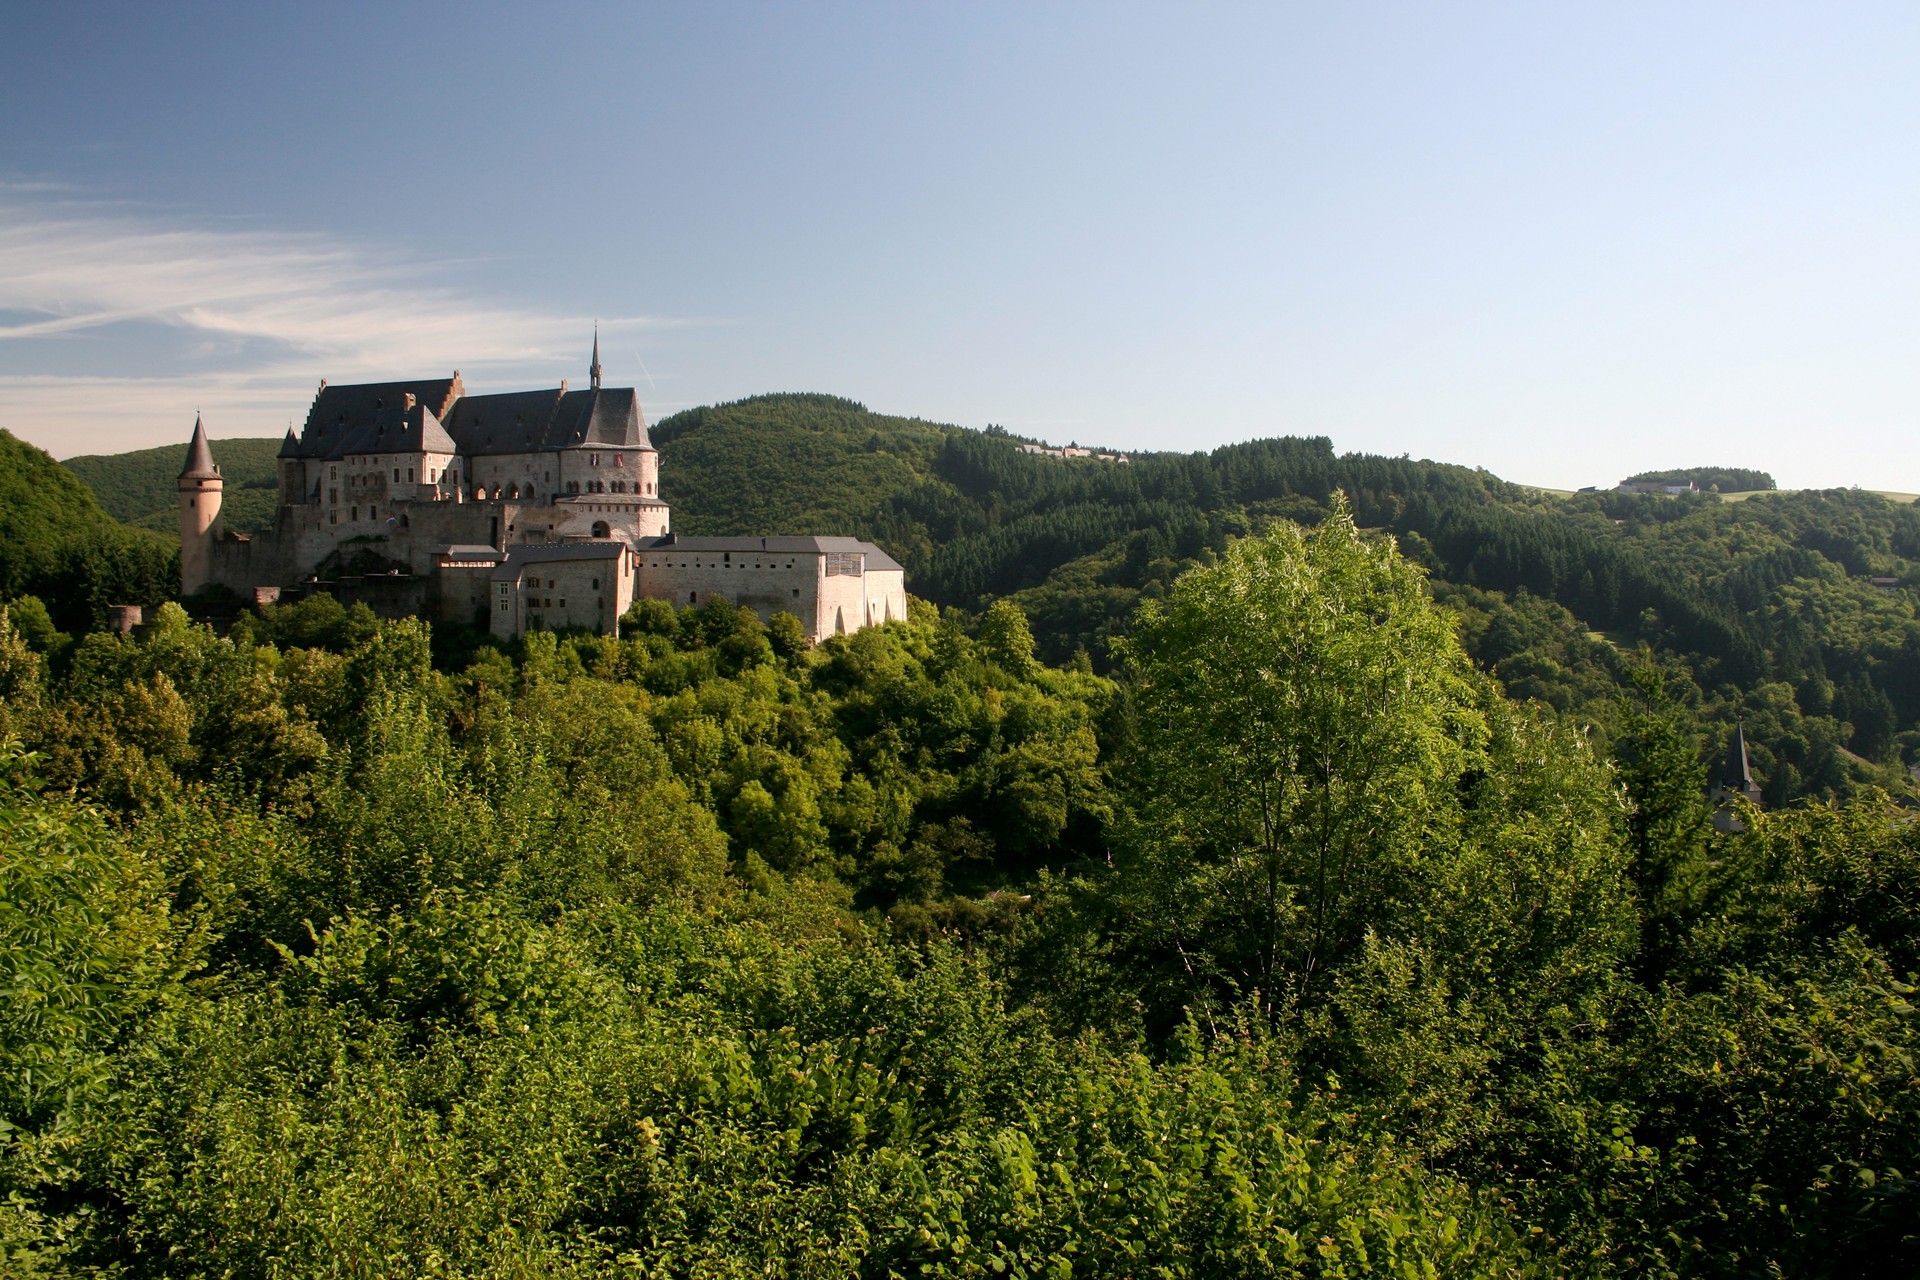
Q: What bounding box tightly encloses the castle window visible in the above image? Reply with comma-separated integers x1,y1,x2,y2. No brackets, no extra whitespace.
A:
351,506,358,521
591,577,600,589
407,468,414,483
558,599,566,608
528,576,539,588
330,512,337,525
792,588,799,597
393,468,400,483
689,591,697,603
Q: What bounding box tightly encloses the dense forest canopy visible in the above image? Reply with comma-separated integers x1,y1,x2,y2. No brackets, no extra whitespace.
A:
1,513,1915,1275
4,401,1916,1273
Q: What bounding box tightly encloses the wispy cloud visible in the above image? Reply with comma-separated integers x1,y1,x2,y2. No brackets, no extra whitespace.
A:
0,199,689,456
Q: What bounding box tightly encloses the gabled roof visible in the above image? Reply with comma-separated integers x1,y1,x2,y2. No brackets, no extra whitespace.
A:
444,386,651,455
290,376,463,460
180,415,219,479
276,373,651,460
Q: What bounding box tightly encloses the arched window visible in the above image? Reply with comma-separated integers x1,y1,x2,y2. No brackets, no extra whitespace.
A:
591,520,610,538
507,483,520,500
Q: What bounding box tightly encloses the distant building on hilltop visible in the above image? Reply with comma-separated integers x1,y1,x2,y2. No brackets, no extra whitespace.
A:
1014,441,1129,463
1617,480,1699,496
179,339,907,642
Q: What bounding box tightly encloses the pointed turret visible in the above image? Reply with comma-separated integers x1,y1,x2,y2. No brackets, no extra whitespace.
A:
1709,719,1764,832
590,325,602,391
277,425,300,458
1721,719,1757,798
180,414,220,479
178,415,225,596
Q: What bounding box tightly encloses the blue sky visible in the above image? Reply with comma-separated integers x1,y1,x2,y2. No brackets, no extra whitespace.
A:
2,2,1916,490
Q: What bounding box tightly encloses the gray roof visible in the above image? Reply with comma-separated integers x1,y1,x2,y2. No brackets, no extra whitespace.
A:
443,387,651,455
433,544,506,560
489,541,627,581
282,374,650,461
1721,720,1757,792
637,534,904,572
180,416,218,479
292,377,463,459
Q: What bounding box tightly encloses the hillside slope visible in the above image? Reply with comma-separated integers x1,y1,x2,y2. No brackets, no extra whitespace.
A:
52,396,1920,807
0,429,177,627
654,393,952,537
64,437,284,535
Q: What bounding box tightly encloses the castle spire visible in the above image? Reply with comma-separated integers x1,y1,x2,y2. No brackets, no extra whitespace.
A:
180,413,219,479
590,324,602,391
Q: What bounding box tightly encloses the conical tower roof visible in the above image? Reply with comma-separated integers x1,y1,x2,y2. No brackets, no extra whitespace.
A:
277,425,300,458
1721,720,1754,791
180,415,219,480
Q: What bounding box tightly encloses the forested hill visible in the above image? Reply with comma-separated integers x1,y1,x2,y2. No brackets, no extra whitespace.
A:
0,429,175,632
46,394,1920,806
6,409,1920,1273
63,436,284,534
658,395,1920,806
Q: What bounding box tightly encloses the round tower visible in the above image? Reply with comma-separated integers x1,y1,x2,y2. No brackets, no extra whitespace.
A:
178,414,223,596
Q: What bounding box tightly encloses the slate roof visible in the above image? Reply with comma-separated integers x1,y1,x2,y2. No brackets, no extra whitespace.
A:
637,534,904,572
180,416,218,479
281,372,652,462
444,387,650,455
1721,720,1758,794
292,377,463,459
490,542,628,581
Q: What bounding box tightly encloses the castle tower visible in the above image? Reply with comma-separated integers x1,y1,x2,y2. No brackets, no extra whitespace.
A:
178,414,223,596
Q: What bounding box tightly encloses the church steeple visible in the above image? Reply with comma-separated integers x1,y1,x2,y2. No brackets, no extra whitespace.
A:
590,325,602,391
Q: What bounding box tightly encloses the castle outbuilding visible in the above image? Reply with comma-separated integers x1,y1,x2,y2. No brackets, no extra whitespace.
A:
180,345,908,642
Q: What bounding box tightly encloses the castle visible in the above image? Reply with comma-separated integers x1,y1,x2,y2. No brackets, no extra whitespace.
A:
179,340,908,642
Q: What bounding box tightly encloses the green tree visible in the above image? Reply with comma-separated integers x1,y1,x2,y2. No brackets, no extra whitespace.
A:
1107,498,1485,1022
